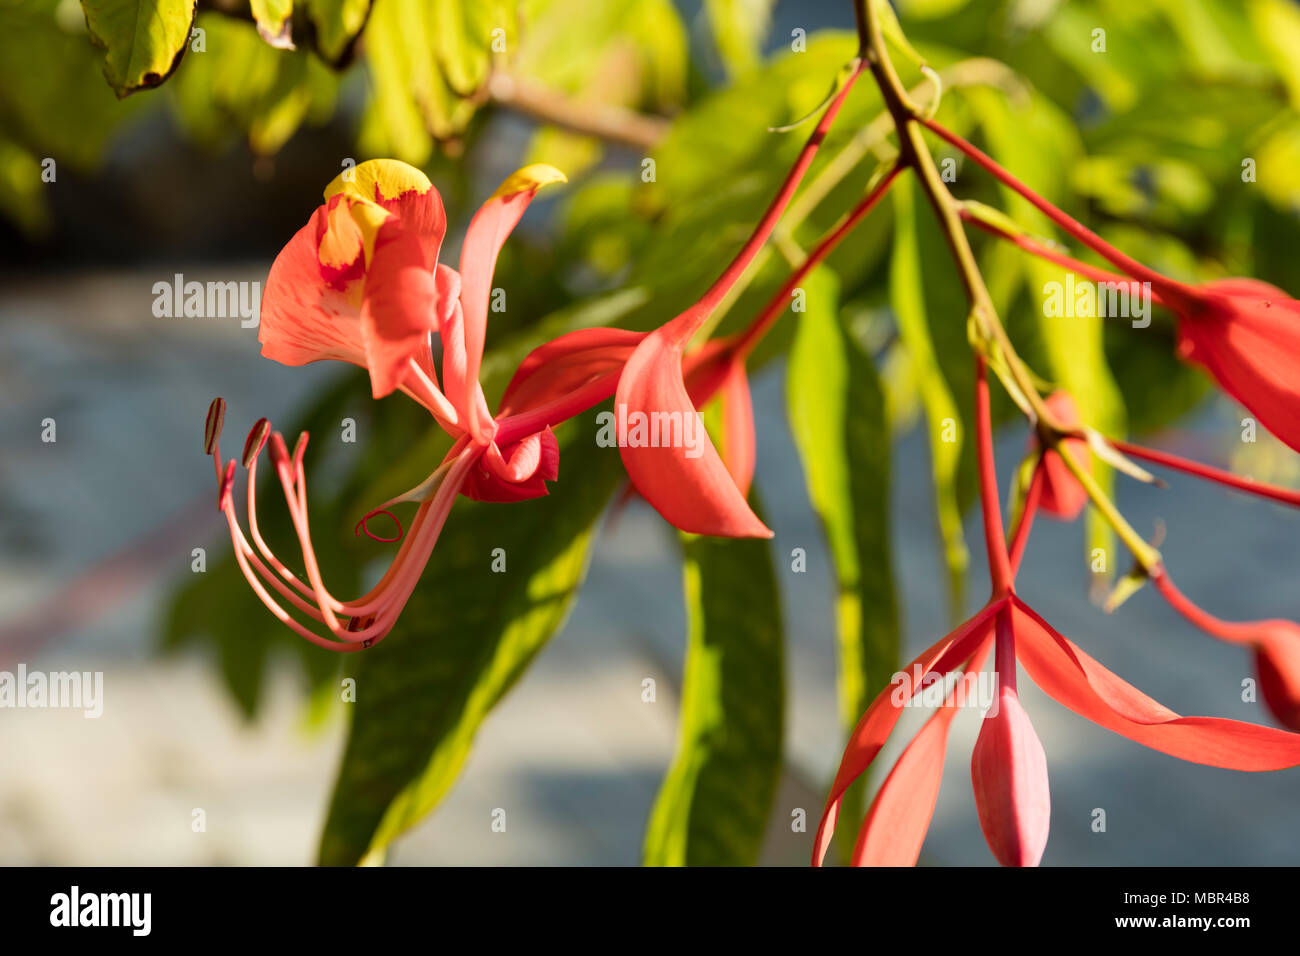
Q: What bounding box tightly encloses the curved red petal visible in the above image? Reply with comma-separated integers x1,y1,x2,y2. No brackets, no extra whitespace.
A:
496,327,648,434
461,428,560,503
1178,280,1300,453
970,685,1051,867
852,638,992,867
259,206,367,370
1013,597,1300,770
615,329,768,537
812,600,1004,866
1033,392,1088,521
1256,628,1300,733
458,166,566,436
360,220,440,398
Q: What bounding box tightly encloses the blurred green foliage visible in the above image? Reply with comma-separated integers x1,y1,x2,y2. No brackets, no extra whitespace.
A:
4,0,1298,864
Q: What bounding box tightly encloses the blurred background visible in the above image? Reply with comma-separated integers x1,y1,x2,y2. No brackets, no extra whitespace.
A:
2,0,1299,865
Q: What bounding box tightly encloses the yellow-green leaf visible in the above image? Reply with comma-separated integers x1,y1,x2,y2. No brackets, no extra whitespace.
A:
80,0,197,97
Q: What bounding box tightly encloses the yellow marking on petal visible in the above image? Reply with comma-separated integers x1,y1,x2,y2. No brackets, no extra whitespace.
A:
490,163,567,200
325,159,433,204
318,195,391,271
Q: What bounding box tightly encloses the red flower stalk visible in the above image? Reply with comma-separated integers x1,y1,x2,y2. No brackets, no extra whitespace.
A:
813,362,1300,867
1153,570,1300,733
613,60,868,538
926,118,1300,453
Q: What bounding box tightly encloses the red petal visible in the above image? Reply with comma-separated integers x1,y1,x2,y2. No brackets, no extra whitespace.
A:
684,339,755,497
1013,597,1300,769
614,328,767,537
852,638,993,866
359,219,440,398
1256,626,1300,733
495,328,647,439
324,159,447,268
812,600,1004,866
260,206,367,370
458,165,567,437
971,685,1051,867
1032,391,1088,521
461,428,560,503
1178,280,1300,453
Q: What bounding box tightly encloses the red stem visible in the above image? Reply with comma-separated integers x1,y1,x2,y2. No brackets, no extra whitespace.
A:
734,164,904,359
1151,570,1259,646
665,61,867,346
961,210,1169,308
923,118,1194,307
1008,459,1045,577
975,356,1015,596
1111,439,1300,508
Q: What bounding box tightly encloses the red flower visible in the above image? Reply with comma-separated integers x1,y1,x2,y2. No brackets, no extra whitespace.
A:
813,362,1300,866
209,160,643,650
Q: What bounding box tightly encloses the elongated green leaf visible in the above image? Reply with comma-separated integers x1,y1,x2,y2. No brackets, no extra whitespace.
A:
786,266,899,858
890,175,969,615
318,414,622,866
80,0,196,97
644,492,783,867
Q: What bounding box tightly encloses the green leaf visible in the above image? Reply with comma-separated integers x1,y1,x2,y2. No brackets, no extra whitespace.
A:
300,0,370,65
786,266,899,857
170,15,338,155
317,414,623,866
249,0,294,49
0,0,148,168
704,0,774,78
643,492,783,867
80,0,197,97
889,174,969,615
431,0,515,96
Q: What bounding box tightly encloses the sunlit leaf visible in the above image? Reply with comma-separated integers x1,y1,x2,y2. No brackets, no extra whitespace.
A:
786,265,899,857
317,414,622,866
80,0,197,97
644,492,783,867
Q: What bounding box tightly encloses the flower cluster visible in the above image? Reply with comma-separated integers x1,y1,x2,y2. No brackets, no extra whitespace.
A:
205,40,1300,865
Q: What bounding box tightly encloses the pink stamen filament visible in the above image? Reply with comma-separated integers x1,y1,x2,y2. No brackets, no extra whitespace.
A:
211,421,482,649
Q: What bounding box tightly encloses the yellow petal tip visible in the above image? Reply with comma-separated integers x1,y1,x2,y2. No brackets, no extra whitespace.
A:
324,159,433,204
490,163,567,200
